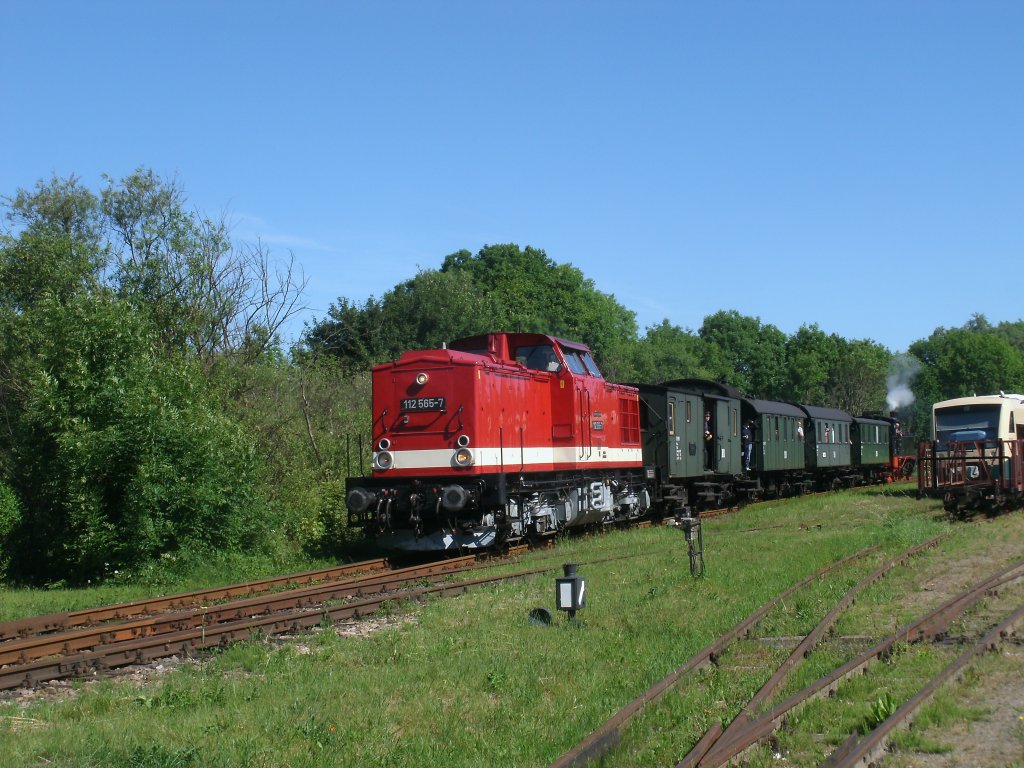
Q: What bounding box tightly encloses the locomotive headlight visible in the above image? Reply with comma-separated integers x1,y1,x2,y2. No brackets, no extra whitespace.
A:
457,434,471,448
378,438,391,451
415,372,429,386
453,447,474,467
374,451,394,471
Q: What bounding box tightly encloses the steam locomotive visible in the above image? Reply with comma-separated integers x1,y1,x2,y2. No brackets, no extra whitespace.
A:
345,332,907,551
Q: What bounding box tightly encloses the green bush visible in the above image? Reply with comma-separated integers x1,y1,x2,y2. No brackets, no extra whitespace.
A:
0,479,21,578
7,295,267,584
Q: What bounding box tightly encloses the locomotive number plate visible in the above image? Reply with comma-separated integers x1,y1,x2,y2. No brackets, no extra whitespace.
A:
400,397,446,412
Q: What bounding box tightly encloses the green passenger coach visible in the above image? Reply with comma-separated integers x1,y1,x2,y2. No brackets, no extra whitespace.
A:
744,399,805,474
801,405,853,471
851,416,892,467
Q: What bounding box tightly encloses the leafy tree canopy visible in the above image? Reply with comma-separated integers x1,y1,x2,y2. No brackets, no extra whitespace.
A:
305,243,639,378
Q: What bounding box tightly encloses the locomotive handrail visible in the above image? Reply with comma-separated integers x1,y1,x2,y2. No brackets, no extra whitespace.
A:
586,389,593,459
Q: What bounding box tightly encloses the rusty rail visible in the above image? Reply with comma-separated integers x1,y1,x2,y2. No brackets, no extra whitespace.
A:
0,564,557,691
0,557,476,669
823,602,1024,767
547,545,880,768
697,557,1024,767
0,558,390,641
677,534,945,767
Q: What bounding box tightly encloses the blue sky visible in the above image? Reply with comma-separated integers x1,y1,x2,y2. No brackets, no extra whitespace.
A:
2,1,1021,353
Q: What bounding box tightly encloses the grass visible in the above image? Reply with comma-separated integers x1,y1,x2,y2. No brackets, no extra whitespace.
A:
3,486,1015,768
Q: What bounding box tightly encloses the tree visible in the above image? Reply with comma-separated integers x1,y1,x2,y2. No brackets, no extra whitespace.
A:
102,169,307,368
4,294,266,583
0,174,106,311
307,243,640,378
698,310,787,398
631,320,710,383
909,326,1024,400
827,338,890,415
0,170,307,583
783,324,840,404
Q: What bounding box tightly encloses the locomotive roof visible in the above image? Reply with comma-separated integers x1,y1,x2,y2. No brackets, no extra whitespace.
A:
798,404,853,422
448,332,594,353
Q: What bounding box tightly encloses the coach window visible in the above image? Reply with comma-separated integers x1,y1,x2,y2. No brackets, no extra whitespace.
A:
668,402,676,436
686,401,692,423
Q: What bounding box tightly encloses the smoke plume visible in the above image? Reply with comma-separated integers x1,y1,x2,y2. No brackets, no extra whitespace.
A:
887,354,921,411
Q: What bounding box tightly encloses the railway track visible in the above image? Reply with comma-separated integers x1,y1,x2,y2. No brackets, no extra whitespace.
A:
0,558,391,641
0,551,542,692
550,525,1024,768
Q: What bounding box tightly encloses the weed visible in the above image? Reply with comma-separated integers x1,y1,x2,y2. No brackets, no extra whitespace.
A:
864,691,899,731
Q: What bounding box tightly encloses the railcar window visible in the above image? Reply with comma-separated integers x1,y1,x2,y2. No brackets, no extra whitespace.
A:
668,402,676,436
733,408,738,436
934,405,1000,442
686,401,692,423
775,416,779,440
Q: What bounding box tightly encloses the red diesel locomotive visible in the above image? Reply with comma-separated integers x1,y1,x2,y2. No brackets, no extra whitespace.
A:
345,332,651,550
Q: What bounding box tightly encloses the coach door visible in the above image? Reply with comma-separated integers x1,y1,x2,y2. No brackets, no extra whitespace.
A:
666,393,703,478
715,399,741,474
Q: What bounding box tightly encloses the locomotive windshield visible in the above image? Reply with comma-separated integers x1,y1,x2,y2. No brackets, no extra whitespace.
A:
934,404,1000,442
557,346,603,377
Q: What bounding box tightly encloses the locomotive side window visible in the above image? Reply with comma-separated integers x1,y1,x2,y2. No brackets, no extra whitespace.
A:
515,344,561,372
